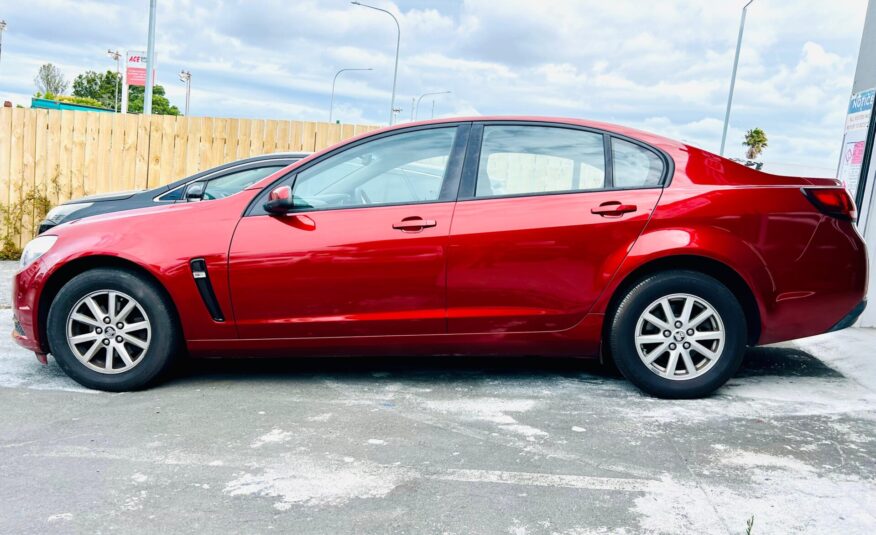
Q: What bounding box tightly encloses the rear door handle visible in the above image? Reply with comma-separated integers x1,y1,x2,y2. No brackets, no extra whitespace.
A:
591,202,637,216
392,217,437,232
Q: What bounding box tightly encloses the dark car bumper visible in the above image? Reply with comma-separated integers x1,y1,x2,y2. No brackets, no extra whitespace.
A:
37,219,58,235
828,300,867,333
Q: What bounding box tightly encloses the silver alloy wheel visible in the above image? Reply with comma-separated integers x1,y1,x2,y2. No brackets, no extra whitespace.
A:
634,293,725,381
66,290,152,374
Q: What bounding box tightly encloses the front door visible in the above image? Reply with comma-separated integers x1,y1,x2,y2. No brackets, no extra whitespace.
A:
446,124,666,333
229,124,468,339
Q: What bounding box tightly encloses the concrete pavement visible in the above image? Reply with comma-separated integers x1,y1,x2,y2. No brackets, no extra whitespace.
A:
1,262,874,534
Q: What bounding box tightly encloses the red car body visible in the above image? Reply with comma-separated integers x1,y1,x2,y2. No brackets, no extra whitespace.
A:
12,117,868,364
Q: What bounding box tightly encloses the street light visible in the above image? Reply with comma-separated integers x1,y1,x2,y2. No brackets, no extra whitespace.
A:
414,91,450,121
107,49,122,112
352,1,400,125
329,67,372,123
178,70,191,116
720,0,754,156
0,20,7,74
143,0,157,115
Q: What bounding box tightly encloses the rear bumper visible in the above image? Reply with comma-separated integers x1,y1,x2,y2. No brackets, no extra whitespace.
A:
828,300,867,333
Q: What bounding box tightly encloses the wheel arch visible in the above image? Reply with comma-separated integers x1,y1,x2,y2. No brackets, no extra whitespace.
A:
38,255,183,350
601,254,762,347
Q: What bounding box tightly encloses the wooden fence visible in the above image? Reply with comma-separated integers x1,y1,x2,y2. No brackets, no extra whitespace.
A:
0,107,380,250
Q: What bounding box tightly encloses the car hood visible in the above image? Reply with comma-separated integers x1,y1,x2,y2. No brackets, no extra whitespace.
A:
66,190,145,203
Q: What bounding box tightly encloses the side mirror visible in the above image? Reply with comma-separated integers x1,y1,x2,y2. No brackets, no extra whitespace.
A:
264,185,294,214
185,181,207,201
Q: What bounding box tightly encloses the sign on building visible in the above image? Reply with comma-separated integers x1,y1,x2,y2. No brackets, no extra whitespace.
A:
837,88,875,204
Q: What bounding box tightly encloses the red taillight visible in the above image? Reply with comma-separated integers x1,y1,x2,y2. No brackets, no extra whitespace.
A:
802,187,857,221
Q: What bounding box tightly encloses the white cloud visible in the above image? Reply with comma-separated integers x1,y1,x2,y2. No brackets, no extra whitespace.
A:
0,0,868,172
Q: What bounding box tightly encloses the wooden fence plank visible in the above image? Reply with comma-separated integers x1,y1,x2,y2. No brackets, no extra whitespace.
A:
172,116,189,182
108,113,125,193
96,112,113,195
184,116,202,176
198,117,214,169
20,109,38,245
0,109,12,212
157,115,176,185
82,112,101,197
58,111,74,204
6,109,25,247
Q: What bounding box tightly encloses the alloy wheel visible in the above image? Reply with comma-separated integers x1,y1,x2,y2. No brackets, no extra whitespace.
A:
633,293,725,380
66,290,152,374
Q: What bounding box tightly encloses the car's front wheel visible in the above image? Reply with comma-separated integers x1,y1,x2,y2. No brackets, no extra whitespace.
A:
46,267,180,391
609,270,747,399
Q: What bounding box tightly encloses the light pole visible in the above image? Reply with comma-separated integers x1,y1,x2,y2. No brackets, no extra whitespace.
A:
0,20,7,74
352,1,400,125
107,49,121,112
414,91,450,121
329,67,372,123
720,0,754,156
178,70,191,115
143,0,157,115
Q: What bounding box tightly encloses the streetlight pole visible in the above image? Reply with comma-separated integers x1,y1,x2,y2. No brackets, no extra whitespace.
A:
414,91,450,121
0,20,7,75
720,0,754,156
178,70,191,115
107,49,121,112
143,0,157,115
352,1,400,125
329,67,372,123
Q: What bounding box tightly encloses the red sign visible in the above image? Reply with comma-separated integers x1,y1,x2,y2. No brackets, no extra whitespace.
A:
126,51,154,87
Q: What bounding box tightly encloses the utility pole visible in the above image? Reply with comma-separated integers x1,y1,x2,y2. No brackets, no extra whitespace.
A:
143,0,157,115
720,0,754,156
107,49,122,112
178,70,191,115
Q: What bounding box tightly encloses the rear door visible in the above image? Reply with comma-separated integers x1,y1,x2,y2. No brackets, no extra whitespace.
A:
446,123,667,333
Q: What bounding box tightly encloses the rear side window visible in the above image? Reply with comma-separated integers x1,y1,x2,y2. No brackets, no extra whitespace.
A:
475,126,605,198
612,138,665,188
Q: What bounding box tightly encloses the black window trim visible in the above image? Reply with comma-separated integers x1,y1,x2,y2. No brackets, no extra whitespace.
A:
245,122,472,217
456,120,674,202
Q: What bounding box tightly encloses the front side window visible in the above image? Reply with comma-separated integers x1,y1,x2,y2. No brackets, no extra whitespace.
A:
201,166,285,200
612,138,665,188
290,128,456,210
475,126,605,198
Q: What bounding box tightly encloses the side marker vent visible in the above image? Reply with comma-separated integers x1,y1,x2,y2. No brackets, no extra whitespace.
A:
189,258,225,322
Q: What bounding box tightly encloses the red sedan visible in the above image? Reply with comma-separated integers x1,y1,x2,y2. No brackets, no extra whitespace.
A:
12,117,868,398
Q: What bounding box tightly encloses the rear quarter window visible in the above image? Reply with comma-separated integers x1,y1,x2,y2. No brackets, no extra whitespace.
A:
612,138,665,188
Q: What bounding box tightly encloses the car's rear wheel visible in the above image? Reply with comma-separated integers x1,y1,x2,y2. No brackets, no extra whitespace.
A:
609,270,746,399
47,268,180,391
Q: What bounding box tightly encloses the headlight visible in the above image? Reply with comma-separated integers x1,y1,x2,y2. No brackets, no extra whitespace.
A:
44,202,93,223
19,236,58,269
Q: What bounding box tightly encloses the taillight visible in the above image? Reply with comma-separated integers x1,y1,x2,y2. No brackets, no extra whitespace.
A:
802,187,857,221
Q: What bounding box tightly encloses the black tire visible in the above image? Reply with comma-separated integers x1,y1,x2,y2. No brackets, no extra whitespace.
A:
46,268,180,392
609,270,746,399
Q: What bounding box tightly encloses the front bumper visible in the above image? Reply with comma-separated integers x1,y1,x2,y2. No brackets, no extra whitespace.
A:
11,262,47,355
828,299,867,333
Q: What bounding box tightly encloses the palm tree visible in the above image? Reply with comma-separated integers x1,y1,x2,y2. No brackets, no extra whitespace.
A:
742,128,768,160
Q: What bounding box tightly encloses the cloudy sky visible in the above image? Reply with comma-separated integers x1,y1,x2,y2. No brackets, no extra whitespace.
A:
0,0,869,174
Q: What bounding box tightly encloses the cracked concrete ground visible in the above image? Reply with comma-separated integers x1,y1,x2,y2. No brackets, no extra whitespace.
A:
1,262,874,534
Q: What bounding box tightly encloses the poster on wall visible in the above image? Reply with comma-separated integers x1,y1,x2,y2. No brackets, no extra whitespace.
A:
837,88,875,203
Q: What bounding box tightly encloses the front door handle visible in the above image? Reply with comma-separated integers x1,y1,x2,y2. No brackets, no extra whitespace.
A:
392,217,437,232
591,201,637,217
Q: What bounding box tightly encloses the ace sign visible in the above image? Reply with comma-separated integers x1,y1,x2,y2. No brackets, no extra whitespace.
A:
126,51,154,87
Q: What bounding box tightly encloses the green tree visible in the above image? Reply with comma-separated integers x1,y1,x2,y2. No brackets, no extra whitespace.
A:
72,70,180,115
126,84,181,116
742,128,768,160
34,63,68,95
72,70,122,110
